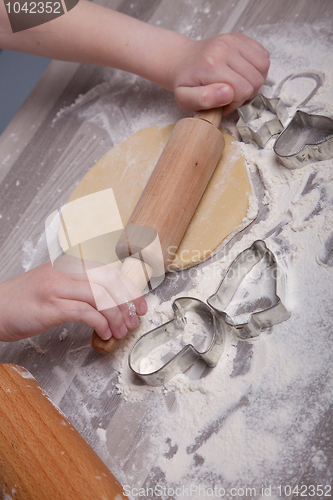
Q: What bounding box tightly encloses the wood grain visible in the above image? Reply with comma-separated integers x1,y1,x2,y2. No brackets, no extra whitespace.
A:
0,364,125,499
125,116,224,267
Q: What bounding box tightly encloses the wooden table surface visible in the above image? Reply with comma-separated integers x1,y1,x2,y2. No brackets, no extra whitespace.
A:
0,0,333,497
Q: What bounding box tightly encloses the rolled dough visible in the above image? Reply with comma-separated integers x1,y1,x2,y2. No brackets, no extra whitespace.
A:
59,125,252,270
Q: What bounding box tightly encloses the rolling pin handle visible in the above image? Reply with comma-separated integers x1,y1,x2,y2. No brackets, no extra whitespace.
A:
194,107,223,128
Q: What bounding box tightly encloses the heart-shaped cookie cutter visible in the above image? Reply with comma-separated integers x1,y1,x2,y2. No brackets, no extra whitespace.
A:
273,110,333,169
237,92,333,169
236,94,289,148
129,240,290,386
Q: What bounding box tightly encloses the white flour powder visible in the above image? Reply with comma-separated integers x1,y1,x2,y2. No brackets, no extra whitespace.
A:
18,17,333,496
110,20,333,494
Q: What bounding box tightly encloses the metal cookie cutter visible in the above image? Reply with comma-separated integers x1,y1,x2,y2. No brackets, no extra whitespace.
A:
273,110,333,169
237,94,289,148
207,240,290,340
129,297,225,386
129,241,290,386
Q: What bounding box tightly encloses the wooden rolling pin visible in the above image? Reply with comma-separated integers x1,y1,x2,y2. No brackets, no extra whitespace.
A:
92,108,225,354
0,364,125,500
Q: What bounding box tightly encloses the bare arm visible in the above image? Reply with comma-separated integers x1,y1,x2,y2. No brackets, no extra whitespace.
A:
0,0,270,113
0,1,188,89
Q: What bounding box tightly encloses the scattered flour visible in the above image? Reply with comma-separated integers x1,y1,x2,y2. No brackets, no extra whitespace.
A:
247,109,279,132
109,20,333,494
96,427,107,444
27,338,48,355
59,328,68,341
11,365,35,379
15,17,333,496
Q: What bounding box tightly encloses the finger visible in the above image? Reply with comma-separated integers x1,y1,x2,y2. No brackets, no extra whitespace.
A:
56,277,100,309
117,301,140,329
216,33,269,81
226,56,265,97
114,274,148,328
59,298,113,340
85,266,139,304
58,276,129,339
174,83,234,111
117,272,148,316
112,272,148,330
205,64,255,105
232,32,270,57
87,280,130,337
86,266,147,330
235,44,270,80
222,100,246,116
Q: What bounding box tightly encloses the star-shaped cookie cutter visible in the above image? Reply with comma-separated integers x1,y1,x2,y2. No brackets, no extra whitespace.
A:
237,94,289,148
128,240,290,386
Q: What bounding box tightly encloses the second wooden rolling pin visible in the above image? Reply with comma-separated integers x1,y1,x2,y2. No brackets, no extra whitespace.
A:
0,364,125,499
92,108,225,354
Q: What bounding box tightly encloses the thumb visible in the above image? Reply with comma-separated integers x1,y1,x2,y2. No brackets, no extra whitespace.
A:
174,83,234,111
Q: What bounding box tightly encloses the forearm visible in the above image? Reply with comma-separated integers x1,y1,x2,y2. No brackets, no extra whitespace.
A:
0,0,190,91
0,0,270,113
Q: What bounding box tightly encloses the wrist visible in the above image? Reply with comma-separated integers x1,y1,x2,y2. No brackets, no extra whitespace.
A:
160,35,196,92
106,18,192,93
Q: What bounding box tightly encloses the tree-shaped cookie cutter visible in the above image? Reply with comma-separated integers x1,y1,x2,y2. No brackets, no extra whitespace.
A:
236,94,289,148
129,240,290,386
207,240,290,340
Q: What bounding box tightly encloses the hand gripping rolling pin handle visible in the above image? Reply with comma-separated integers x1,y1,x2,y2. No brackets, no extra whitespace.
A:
92,107,225,354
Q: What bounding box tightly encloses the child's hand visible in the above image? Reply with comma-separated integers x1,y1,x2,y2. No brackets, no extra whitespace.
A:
0,262,147,343
170,33,270,115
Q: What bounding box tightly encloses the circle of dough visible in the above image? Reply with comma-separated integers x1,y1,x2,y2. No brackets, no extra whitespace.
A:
61,125,252,269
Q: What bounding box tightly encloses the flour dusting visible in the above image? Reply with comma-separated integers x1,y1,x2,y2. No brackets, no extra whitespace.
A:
109,20,333,493
16,17,333,496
